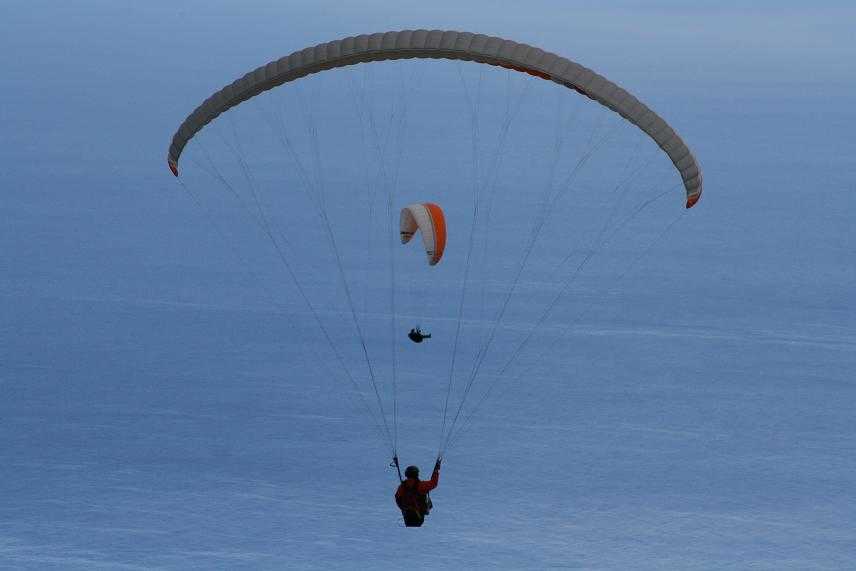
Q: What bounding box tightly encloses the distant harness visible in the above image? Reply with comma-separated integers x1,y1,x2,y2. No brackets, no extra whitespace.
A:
408,328,431,343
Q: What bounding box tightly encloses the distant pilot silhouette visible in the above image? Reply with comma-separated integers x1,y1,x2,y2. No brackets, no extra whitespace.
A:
408,328,431,343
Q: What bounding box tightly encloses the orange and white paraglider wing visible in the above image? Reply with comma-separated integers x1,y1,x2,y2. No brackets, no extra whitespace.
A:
400,203,446,266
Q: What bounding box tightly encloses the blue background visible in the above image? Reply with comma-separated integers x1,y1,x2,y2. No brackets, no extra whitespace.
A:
2,1,854,568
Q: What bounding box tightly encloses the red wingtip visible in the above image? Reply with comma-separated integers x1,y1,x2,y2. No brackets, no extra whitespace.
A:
168,159,179,177
686,191,701,209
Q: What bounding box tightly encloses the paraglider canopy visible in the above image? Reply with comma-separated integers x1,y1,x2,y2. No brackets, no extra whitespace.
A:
400,203,446,266
166,30,702,208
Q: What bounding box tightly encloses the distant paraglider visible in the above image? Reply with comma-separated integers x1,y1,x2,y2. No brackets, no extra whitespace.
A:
408,328,432,343
401,203,443,346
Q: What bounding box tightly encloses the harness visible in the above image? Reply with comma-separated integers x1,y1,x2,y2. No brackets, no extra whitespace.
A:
397,480,432,516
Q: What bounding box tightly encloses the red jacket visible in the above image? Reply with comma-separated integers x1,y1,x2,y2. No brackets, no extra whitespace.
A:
395,467,440,514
